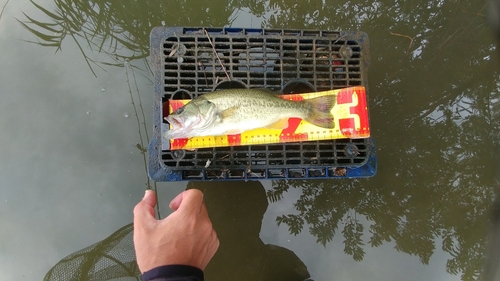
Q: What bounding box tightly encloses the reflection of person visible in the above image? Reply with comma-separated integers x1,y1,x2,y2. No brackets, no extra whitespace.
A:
187,181,310,281
133,189,219,281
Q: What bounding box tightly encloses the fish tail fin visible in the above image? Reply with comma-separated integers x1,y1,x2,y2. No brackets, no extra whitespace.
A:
304,95,336,129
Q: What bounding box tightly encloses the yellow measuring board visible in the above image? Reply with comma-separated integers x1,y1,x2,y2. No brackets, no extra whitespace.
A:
164,86,370,150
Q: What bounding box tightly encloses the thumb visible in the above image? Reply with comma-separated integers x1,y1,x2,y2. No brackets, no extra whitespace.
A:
133,190,157,222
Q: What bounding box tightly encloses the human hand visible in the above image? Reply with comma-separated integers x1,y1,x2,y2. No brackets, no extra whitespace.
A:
133,189,219,273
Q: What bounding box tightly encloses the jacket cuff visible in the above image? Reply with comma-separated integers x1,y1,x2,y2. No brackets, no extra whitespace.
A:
141,265,204,281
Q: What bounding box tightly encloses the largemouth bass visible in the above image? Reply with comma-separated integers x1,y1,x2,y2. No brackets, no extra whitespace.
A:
164,88,336,139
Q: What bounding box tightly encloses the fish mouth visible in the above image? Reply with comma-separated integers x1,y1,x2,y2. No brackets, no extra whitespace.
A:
163,114,205,140
163,115,188,140
165,115,183,130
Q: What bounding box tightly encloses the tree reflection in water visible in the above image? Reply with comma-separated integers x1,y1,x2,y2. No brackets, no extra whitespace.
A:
19,0,498,280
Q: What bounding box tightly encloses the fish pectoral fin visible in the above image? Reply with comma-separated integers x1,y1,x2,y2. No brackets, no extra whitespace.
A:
264,119,289,130
224,129,244,135
220,106,239,120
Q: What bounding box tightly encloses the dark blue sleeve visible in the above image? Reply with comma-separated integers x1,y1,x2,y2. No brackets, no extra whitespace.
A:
141,265,204,281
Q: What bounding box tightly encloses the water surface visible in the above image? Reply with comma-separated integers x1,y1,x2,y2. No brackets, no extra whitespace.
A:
0,0,497,280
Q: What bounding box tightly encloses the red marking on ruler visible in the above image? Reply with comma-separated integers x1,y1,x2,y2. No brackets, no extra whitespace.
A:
228,134,241,146
280,94,305,101
172,138,189,149
337,88,353,104
279,118,303,142
167,100,184,115
167,101,189,149
337,87,370,138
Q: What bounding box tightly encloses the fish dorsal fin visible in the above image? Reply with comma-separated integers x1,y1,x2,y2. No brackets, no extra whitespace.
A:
220,106,239,120
252,88,277,95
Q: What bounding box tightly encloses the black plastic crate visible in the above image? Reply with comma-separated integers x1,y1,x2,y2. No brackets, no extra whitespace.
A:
148,27,376,181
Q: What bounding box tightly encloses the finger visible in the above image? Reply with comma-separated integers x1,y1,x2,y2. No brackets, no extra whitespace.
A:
207,229,220,258
133,190,157,223
168,191,185,211
169,189,205,214
142,190,157,207
210,229,220,251
200,201,209,217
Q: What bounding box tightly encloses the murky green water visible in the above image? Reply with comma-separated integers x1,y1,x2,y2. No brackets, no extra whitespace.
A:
0,0,498,280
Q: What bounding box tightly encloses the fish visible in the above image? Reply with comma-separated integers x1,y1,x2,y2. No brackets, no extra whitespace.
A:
163,88,336,140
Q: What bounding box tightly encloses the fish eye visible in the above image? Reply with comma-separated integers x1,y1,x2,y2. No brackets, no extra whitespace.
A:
175,107,184,114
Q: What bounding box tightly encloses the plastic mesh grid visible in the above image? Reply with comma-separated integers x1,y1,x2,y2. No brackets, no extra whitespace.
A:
149,27,374,181
162,29,363,95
